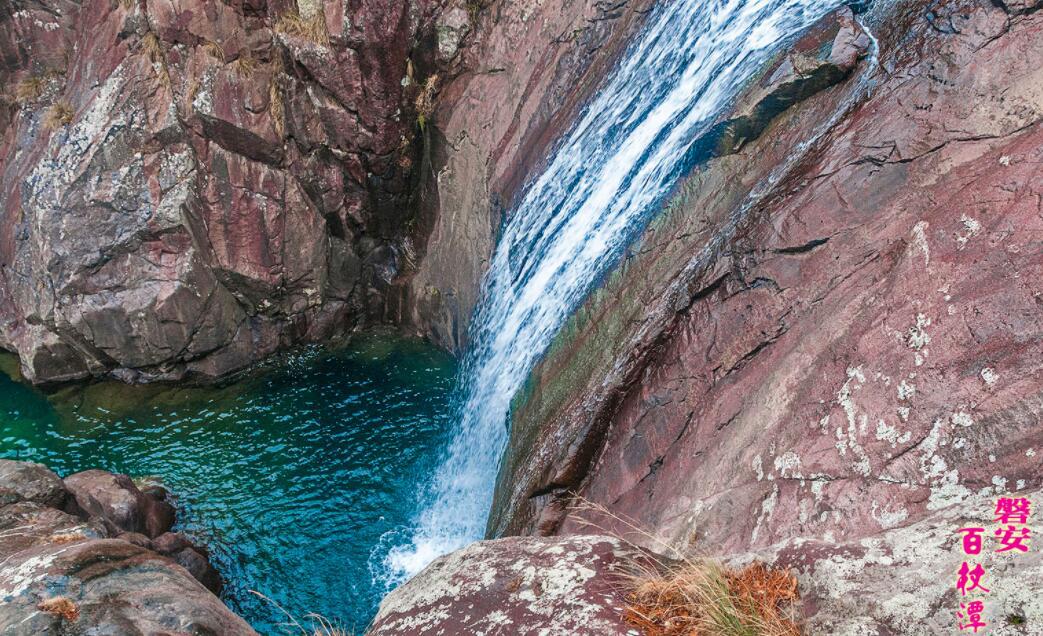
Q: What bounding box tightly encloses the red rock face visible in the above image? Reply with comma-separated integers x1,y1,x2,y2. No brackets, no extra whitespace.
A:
0,0,443,383
490,0,1043,629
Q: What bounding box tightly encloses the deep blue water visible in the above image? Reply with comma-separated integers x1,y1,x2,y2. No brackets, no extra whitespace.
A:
0,334,457,634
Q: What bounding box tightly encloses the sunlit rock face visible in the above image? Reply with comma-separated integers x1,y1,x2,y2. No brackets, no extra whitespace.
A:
0,0,659,383
0,0,440,384
369,535,643,636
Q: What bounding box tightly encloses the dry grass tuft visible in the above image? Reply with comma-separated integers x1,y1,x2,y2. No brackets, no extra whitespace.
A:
232,53,259,78
141,31,172,88
275,11,330,46
202,40,225,61
415,74,439,130
248,590,352,635
15,76,46,103
43,101,74,129
623,561,800,636
571,499,801,636
38,596,79,622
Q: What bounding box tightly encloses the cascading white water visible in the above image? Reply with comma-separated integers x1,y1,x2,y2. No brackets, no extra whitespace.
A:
379,0,846,582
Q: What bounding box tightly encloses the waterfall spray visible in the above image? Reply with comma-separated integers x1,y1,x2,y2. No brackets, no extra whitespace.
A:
376,0,846,584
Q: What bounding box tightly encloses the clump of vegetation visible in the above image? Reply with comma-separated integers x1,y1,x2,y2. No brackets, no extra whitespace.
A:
141,31,172,88
268,56,287,138
248,590,351,635
15,76,46,103
415,74,439,131
466,0,484,25
202,40,225,61
43,101,75,129
37,596,79,622
275,10,330,46
623,560,800,636
232,53,259,78
572,499,802,636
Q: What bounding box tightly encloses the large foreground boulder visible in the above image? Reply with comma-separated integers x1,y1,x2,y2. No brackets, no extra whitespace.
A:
0,459,252,635
369,535,640,635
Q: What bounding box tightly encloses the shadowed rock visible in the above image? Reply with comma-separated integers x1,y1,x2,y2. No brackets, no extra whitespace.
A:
0,460,251,633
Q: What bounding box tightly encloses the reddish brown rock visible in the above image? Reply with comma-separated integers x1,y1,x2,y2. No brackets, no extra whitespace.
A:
0,458,67,508
368,535,640,635
64,469,175,538
0,0,450,384
0,460,250,633
401,0,656,352
489,0,1043,631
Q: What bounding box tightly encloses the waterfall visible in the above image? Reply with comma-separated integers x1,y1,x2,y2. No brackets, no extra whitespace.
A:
378,0,845,583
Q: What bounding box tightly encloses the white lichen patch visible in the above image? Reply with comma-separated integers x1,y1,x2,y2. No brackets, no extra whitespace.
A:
753,454,764,481
875,420,912,448
955,214,982,249
980,367,999,386
950,411,974,428
905,314,931,351
911,221,930,267
871,500,909,529
897,380,916,400
751,485,779,543
834,367,872,476
773,451,802,478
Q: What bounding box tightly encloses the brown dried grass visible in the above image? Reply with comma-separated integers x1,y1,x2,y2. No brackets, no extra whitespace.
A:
572,499,802,636
15,76,46,103
43,101,74,129
38,596,79,622
415,74,439,130
275,11,329,46
248,590,351,635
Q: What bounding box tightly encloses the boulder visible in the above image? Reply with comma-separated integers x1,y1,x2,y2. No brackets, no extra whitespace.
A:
0,539,254,635
369,535,641,635
0,460,246,632
0,459,66,508
64,469,175,538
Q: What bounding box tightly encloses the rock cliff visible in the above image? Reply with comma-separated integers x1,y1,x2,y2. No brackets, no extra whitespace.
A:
0,0,659,383
0,0,454,384
482,0,1043,631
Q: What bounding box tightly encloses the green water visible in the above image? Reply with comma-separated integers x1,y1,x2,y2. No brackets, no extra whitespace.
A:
0,334,457,634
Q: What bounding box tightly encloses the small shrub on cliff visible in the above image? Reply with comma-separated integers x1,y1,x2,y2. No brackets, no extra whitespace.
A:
15,76,46,103
37,596,79,622
43,101,74,129
415,74,439,131
275,11,330,47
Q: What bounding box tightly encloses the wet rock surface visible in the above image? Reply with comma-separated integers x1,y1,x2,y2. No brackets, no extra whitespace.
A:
402,0,656,352
491,0,1043,631
368,535,641,636
0,459,250,634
